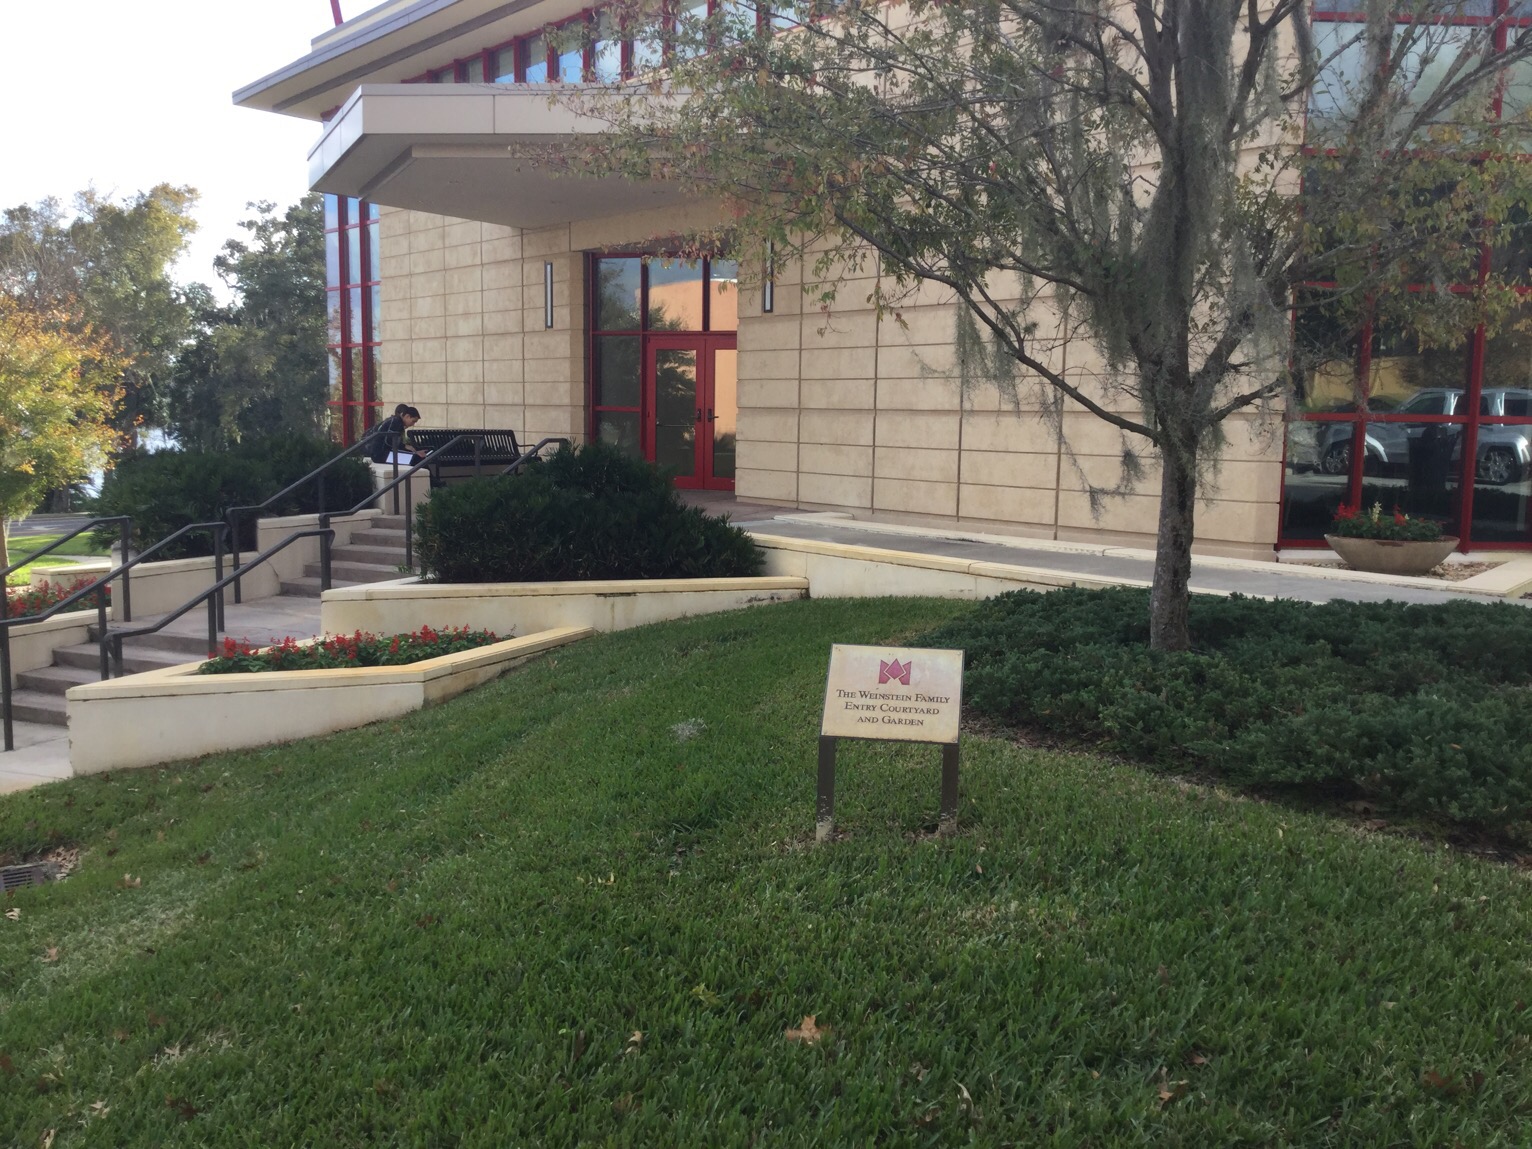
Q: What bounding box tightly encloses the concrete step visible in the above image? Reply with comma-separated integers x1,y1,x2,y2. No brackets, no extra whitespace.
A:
280,577,325,599
53,642,199,675
85,627,212,659
373,515,407,531
8,690,67,727
302,561,410,584
14,664,96,697
332,544,406,566
349,528,407,548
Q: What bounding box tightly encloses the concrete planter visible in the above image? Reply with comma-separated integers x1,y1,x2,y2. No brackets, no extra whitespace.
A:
320,575,809,637
1323,534,1459,577
66,626,590,774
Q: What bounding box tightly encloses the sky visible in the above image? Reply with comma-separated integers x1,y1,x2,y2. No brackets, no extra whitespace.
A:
0,0,342,298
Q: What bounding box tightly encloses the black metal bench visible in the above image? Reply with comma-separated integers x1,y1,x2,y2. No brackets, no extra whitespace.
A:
406,428,522,472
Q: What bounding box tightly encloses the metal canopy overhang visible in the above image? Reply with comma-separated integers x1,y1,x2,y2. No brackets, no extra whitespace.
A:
308,85,691,229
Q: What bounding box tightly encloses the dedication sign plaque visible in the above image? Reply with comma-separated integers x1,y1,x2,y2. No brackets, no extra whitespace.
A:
820,645,963,743
816,644,966,841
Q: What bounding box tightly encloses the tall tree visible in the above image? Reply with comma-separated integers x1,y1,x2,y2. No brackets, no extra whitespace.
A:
0,296,124,567
165,196,330,449
565,0,1532,649
0,184,198,440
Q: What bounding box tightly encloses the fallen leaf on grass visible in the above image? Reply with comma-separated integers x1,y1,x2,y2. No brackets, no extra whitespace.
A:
1158,1080,1190,1107
4,908,19,922
785,1015,828,1044
1157,964,1170,987
39,1131,54,1149
165,1095,198,1120
194,852,212,866
147,1011,167,1029
89,1100,110,1117
0,1053,15,1075
623,1031,643,1056
1187,1053,1210,1067
119,874,141,889
112,1030,130,1043
913,1106,941,1129
41,947,59,963
691,984,722,1008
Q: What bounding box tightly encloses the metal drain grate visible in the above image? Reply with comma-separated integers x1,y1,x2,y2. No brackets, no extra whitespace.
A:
1,863,52,892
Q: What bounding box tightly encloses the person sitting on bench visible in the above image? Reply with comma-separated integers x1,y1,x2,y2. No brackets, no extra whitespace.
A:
369,405,424,465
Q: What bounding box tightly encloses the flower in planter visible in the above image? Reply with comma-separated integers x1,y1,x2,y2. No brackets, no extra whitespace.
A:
1328,501,1445,542
198,626,504,674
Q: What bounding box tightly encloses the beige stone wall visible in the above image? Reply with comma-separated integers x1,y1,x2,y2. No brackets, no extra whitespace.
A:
377,207,585,446
375,206,1285,559
731,261,1286,559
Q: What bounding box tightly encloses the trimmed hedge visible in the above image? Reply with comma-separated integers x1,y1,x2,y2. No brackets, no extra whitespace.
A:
416,441,764,582
94,438,373,558
925,587,1532,832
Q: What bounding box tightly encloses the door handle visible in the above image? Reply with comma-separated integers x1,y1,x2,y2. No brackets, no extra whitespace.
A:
707,408,716,422
696,408,703,423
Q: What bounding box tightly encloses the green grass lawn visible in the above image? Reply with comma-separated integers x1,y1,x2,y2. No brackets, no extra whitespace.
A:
6,531,111,587
2,598,1530,1146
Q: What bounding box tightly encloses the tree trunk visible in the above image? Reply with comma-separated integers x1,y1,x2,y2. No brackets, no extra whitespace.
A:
1150,445,1197,651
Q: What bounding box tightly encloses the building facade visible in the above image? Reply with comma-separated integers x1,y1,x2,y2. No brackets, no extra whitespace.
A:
237,0,1532,558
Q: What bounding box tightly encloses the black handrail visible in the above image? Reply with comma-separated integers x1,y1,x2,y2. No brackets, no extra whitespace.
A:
98,528,333,680
1,516,133,625
499,437,571,476
320,435,479,584
226,427,387,603
1,520,227,752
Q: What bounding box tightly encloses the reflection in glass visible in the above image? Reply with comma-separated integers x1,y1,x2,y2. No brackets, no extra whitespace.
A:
493,47,518,82
464,56,485,82
1470,423,1532,542
713,349,738,480
346,227,362,282
594,259,642,329
1481,320,1532,400
369,286,382,339
348,287,363,343
655,348,699,476
597,411,643,459
324,195,339,230
1310,21,1489,132
594,11,624,81
557,41,583,82
327,290,342,344
1281,423,1354,540
325,232,340,291
328,346,343,395
1291,290,1358,413
594,336,641,407
648,260,704,330
367,224,380,278
709,259,739,331
524,36,548,82
1366,325,1470,413
1358,420,1463,529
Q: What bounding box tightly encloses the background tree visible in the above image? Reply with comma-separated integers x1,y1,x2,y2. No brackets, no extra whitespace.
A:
0,296,124,567
0,184,198,442
567,0,1532,649
164,196,330,449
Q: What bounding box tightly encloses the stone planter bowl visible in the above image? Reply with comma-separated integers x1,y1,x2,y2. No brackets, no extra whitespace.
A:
1323,534,1459,577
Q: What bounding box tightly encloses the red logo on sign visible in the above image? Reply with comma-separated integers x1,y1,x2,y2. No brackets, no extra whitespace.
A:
878,658,912,685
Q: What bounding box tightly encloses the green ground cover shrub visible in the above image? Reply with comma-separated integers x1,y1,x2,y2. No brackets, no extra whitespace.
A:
92,438,373,558
3,599,1532,1144
925,587,1532,833
417,440,764,582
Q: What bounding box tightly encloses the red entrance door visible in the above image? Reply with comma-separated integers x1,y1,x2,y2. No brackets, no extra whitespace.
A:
645,334,737,490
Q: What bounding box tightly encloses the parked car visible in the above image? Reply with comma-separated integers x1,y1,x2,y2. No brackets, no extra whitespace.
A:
1307,388,1532,484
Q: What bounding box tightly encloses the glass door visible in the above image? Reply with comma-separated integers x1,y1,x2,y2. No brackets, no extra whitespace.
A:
645,335,736,489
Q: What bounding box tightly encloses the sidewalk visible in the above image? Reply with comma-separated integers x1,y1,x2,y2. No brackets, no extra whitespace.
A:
724,507,1532,608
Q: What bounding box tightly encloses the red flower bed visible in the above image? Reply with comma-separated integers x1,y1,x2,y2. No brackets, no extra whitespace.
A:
3,576,109,620
197,625,502,674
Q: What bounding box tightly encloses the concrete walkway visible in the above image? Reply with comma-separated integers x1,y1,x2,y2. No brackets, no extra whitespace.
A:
733,512,1532,608
1,593,325,796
